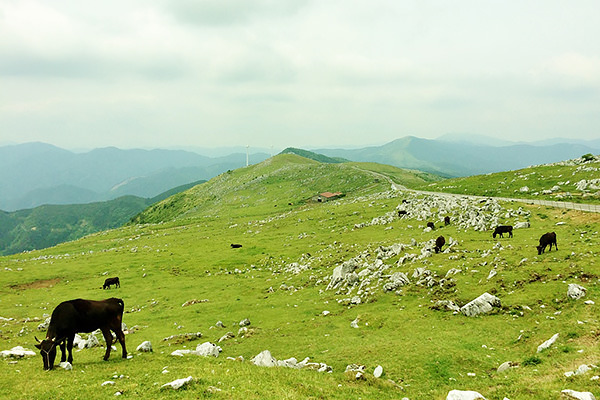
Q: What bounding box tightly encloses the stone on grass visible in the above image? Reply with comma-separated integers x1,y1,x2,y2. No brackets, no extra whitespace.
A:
1,346,36,358
497,361,516,373
136,341,152,352
568,284,587,300
252,350,277,367
162,376,193,390
351,317,360,328
561,389,596,400
374,365,383,378
239,318,251,327
59,361,72,370
194,342,221,357
537,333,559,353
461,293,501,317
446,389,487,400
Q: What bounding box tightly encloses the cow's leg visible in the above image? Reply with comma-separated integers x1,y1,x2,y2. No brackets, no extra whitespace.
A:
66,334,74,364
113,327,127,358
59,339,66,363
101,328,113,361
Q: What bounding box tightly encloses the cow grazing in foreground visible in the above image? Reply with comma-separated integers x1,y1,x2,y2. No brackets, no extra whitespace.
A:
537,232,558,255
35,298,127,370
444,216,450,226
493,225,513,238
427,222,435,230
434,235,446,253
230,243,243,249
103,277,120,289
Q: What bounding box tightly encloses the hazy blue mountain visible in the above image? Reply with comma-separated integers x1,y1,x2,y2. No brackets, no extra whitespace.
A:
0,180,205,256
0,143,269,211
315,136,600,177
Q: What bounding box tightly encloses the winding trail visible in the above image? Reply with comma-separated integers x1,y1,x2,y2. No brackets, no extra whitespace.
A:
357,166,600,213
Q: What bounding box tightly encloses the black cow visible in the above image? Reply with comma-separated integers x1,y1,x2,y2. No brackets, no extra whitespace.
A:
444,216,450,226
427,222,435,230
398,210,408,217
537,232,557,255
434,235,446,253
493,225,513,238
103,277,120,289
34,298,127,370
230,243,243,249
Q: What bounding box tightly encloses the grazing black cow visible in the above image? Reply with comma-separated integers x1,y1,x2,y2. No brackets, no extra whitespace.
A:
230,243,242,248
493,225,513,238
427,222,435,230
398,210,408,217
434,235,446,253
34,298,127,370
103,277,120,289
444,216,450,226
537,232,557,255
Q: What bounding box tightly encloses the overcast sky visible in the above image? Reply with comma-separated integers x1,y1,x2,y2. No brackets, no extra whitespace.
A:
1,0,599,151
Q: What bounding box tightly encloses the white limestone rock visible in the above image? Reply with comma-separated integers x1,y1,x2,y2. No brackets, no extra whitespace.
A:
537,333,559,353
568,284,587,300
136,341,152,352
446,389,487,400
162,376,193,390
1,346,36,358
252,350,277,367
461,293,501,317
373,365,383,378
561,389,596,400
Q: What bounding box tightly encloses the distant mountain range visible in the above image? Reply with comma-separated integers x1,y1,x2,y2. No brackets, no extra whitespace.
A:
0,142,269,211
314,136,600,177
2,137,599,212
0,180,203,256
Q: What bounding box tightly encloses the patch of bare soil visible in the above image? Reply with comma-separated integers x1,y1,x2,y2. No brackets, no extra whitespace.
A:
10,278,61,290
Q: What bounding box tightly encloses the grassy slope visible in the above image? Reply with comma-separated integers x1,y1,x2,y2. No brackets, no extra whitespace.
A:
414,156,600,204
1,154,599,399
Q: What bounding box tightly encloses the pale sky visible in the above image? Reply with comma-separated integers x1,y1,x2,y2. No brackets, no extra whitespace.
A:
1,0,599,150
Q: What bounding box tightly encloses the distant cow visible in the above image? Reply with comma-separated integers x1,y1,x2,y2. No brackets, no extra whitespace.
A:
493,225,513,238
230,243,243,249
103,277,120,289
427,222,435,230
398,210,408,217
537,232,557,255
34,298,127,370
434,235,446,253
444,216,450,226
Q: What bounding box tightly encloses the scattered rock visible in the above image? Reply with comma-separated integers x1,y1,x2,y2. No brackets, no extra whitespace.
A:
102,381,116,386
373,365,383,378
1,346,36,358
497,361,517,373
136,341,152,352
239,318,251,327
59,361,72,370
567,284,587,300
218,332,235,343
181,299,209,307
561,389,596,400
446,389,487,400
537,333,559,353
351,317,360,329
161,376,193,390
461,293,501,317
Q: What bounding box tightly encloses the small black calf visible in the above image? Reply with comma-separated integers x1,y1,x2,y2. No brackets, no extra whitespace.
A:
444,216,450,226
537,232,557,255
434,235,446,253
103,277,120,289
230,243,243,249
493,225,513,238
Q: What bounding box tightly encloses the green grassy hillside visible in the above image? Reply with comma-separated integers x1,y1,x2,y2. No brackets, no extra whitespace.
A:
0,181,205,256
0,154,598,399
415,154,600,204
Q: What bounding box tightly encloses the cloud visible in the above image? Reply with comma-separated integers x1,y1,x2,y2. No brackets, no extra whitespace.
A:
164,0,309,26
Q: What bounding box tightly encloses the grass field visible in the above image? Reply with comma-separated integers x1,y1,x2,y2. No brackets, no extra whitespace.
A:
1,154,599,399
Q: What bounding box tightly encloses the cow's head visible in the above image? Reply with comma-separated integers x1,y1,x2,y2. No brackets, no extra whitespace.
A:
536,245,543,255
35,336,57,370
